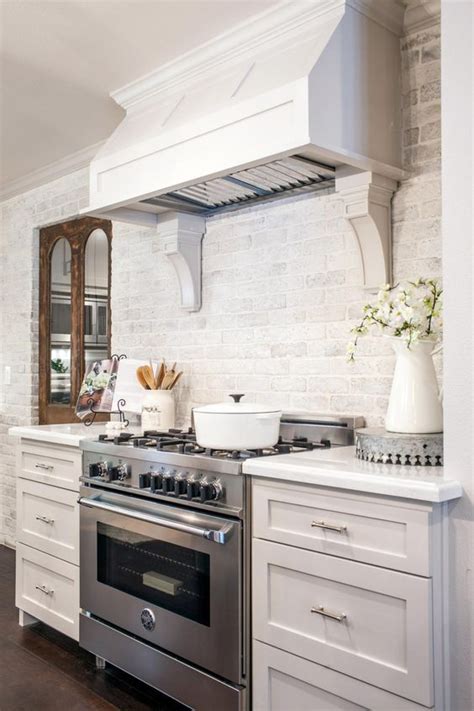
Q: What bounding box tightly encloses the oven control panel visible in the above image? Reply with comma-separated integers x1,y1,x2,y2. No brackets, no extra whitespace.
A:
83,456,237,511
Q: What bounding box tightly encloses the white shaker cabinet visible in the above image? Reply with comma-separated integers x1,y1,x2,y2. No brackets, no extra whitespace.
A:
10,424,100,642
251,476,458,711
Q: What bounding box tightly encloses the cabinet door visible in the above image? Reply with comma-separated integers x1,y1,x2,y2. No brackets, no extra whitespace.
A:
253,539,433,707
253,642,431,711
17,479,79,564
16,543,79,640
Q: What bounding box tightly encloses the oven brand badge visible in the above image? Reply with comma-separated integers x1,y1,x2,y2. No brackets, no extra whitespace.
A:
140,608,156,631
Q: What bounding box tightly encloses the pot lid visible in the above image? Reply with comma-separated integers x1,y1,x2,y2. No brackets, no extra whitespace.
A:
194,394,282,415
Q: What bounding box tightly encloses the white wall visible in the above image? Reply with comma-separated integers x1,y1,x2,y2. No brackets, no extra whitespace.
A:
441,2,474,709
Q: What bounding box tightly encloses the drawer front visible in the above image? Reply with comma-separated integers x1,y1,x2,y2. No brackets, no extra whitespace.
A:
17,479,79,564
253,539,433,706
252,479,431,575
253,642,431,711
19,441,82,491
15,543,79,640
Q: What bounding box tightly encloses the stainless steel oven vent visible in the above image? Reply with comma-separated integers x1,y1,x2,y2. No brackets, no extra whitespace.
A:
141,155,335,215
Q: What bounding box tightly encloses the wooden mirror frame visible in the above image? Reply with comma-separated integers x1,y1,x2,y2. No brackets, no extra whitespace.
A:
39,217,112,424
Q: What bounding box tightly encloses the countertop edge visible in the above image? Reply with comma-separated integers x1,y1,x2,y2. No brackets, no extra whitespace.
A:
243,463,463,503
8,425,102,447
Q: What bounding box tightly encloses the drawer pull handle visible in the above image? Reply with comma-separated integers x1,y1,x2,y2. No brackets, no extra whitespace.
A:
311,520,347,534
35,515,54,525
311,606,347,622
35,463,54,471
35,584,54,596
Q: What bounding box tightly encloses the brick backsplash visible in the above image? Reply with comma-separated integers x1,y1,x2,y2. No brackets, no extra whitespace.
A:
0,23,442,546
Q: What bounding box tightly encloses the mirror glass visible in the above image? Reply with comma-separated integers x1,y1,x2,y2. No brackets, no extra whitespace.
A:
49,237,72,404
84,229,109,368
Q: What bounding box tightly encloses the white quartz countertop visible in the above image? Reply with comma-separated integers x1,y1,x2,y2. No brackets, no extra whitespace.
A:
8,423,108,447
242,445,462,503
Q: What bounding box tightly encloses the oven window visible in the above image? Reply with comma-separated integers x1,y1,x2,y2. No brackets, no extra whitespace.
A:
97,523,211,626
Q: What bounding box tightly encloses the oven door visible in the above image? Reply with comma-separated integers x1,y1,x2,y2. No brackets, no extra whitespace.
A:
79,488,243,684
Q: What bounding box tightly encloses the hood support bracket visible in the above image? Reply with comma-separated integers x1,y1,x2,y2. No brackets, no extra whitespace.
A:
158,212,206,312
336,169,398,291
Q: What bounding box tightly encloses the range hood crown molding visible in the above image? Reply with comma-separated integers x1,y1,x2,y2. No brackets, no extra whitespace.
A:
113,0,405,112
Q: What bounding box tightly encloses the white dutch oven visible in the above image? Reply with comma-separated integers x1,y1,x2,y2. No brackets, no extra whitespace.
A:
193,394,282,450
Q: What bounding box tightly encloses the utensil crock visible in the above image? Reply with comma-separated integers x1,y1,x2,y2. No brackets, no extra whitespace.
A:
141,390,176,433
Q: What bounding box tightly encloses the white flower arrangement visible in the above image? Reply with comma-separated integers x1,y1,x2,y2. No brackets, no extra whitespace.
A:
347,278,443,361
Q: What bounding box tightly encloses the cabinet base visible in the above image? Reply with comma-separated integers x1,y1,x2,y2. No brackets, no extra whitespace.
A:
18,609,39,627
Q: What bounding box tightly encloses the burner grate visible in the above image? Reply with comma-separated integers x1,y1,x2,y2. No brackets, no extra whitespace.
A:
96,427,334,459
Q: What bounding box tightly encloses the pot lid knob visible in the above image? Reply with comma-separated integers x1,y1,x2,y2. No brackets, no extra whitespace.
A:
229,393,245,403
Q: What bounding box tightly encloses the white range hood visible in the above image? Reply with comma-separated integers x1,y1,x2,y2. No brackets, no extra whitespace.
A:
84,0,405,310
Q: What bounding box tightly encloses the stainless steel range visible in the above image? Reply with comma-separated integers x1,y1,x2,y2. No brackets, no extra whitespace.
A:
79,414,362,711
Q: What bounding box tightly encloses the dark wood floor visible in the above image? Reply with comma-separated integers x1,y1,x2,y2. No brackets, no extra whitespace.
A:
0,545,185,710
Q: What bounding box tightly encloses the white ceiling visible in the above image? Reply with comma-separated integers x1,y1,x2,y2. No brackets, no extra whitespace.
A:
0,0,278,189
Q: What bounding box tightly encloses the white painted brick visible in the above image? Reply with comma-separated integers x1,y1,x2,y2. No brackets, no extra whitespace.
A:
307,377,349,394
271,376,306,392
288,359,331,375
271,342,308,358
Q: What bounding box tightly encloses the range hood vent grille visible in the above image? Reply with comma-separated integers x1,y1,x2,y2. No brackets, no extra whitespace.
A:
141,156,335,215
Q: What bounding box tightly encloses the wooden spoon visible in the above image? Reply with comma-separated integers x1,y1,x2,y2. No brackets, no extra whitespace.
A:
142,365,156,390
136,367,150,390
155,361,165,389
167,370,183,390
161,369,175,390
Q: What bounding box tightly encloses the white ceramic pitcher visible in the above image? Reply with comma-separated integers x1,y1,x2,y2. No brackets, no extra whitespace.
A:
385,338,443,434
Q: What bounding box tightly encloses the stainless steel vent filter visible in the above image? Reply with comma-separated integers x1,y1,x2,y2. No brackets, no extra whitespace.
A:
142,155,335,214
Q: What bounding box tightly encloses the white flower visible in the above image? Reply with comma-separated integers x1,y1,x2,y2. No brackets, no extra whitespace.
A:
348,278,443,359
399,304,414,321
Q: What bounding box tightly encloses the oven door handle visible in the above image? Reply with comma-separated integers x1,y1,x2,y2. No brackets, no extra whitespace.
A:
78,496,234,544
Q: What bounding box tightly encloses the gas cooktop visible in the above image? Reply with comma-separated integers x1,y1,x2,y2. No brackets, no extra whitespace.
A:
96,427,331,459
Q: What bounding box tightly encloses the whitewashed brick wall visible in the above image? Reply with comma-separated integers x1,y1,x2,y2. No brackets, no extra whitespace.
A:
0,170,90,545
111,23,442,429
0,22,441,545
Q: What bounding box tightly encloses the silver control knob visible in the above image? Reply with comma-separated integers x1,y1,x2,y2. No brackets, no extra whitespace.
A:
89,461,111,479
199,478,223,503
186,476,202,500
174,472,188,496
210,479,223,501
113,463,131,482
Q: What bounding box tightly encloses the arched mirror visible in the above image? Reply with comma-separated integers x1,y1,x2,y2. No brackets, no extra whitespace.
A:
49,237,72,406
84,229,110,369
39,218,112,423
